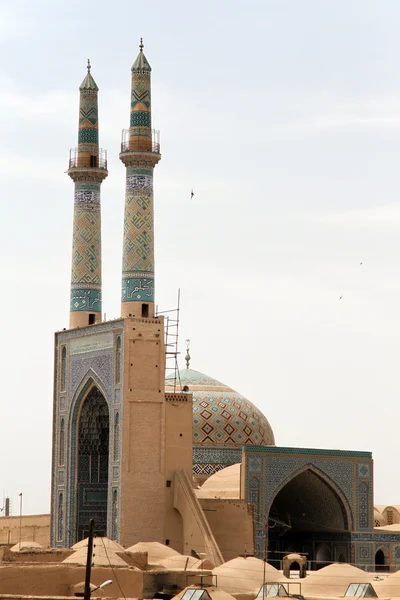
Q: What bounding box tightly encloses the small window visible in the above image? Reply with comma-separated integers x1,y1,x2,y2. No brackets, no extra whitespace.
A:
90,155,97,167
166,480,171,488
88,313,96,325
142,303,149,318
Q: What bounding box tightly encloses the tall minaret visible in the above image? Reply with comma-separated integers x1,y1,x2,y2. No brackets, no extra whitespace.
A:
68,60,108,329
120,39,161,319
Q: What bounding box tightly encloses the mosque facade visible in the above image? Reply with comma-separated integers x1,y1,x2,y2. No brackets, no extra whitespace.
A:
50,44,400,571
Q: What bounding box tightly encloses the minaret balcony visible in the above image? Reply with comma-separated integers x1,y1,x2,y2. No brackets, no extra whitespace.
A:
69,148,108,170
120,128,160,154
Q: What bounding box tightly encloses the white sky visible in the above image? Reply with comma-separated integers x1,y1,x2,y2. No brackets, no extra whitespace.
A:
1,0,400,514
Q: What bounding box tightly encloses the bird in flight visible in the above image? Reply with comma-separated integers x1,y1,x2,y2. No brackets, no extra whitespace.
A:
360,262,363,266
339,295,343,300
190,189,194,199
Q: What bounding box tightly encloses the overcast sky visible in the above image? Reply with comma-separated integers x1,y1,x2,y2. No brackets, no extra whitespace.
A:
1,0,400,514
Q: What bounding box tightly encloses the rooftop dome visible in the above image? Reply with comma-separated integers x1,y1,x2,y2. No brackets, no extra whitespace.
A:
165,368,275,447
196,463,241,499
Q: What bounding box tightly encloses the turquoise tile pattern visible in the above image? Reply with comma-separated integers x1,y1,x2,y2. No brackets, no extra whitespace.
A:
165,368,275,464
121,44,160,306
69,65,105,314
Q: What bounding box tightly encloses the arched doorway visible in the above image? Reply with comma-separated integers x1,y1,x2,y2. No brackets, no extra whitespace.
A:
375,548,389,572
76,386,109,541
316,544,331,569
267,468,350,570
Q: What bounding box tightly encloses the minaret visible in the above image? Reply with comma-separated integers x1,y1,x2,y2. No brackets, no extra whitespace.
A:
68,60,108,329
120,39,161,319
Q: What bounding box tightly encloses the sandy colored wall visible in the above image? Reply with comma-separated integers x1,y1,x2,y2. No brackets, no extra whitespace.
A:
174,469,223,567
0,548,72,563
0,563,142,598
0,514,50,546
164,392,193,553
143,569,213,599
200,498,254,561
120,316,166,547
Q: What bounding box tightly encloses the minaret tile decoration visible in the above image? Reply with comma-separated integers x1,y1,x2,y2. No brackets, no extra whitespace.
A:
120,39,161,318
68,61,108,328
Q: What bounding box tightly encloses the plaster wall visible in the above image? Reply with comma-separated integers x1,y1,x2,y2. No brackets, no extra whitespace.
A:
119,316,166,546
164,392,193,552
142,569,213,599
0,564,142,598
173,470,223,566
0,514,50,546
199,498,254,562
382,506,400,524
0,548,72,563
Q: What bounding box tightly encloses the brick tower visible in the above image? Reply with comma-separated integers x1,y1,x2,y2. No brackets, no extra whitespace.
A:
120,39,161,319
68,60,108,329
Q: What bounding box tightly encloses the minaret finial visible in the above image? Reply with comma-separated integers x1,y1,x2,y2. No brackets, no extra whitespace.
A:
87,58,91,72
185,339,191,369
139,38,144,52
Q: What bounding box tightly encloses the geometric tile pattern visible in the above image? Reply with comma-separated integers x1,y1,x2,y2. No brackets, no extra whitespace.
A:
242,446,375,562
193,463,226,476
121,161,155,303
78,89,98,147
130,70,152,140
193,446,242,466
120,47,160,307
51,322,124,547
122,166,153,268
71,208,101,283
70,201,102,313
191,389,274,446
69,66,105,314
165,368,275,449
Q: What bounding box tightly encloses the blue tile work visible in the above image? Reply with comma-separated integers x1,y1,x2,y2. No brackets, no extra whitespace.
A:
193,446,242,475
351,532,400,571
51,321,124,547
243,446,375,563
121,166,155,304
69,66,107,318
356,461,373,532
243,446,372,458
120,45,160,308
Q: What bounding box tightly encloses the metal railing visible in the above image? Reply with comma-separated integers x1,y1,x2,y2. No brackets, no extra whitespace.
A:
120,128,160,153
68,148,108,170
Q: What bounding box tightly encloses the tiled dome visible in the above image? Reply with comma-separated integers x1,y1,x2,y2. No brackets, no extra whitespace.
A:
165,368,275,447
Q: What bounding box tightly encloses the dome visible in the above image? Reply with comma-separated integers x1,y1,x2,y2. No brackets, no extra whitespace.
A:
196,464,241,499
212,557,282,594
373,508,387,527
165,368,275,447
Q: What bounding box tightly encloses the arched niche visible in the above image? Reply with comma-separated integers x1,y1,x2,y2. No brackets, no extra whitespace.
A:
267,467,351,570
72,383,110,542
375,548,389,572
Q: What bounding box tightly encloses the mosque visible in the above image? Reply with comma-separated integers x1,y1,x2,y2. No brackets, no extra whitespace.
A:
4,43,400,574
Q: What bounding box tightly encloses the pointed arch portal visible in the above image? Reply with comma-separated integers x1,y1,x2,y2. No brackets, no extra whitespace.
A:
267,468,350,569
76,385,109,540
